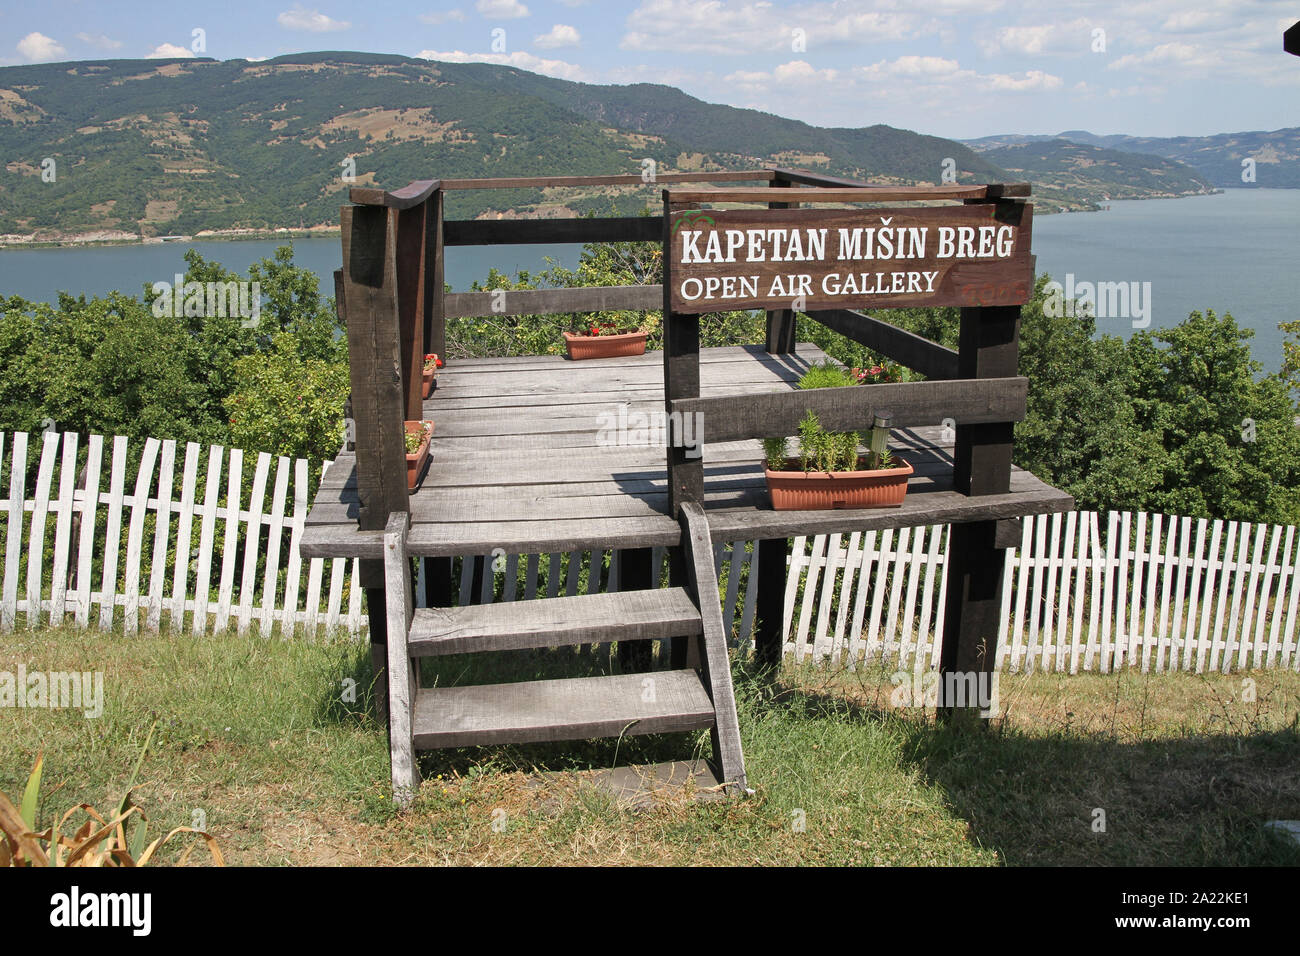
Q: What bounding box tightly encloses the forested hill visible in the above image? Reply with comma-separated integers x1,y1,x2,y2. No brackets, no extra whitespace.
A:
0,51,1207,240
967,128,1300,189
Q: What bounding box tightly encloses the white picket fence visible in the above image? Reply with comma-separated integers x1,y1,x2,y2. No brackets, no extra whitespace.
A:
3,429,1298,674
1,430,364,636
783,511,1300,673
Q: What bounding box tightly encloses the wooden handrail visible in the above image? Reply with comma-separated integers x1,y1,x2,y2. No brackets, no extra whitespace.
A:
803,309,959,380
667,377,1027,444
664,184,1030,204
437,170,774,190
443,216,660,246
349,179,441,209
445,284,660,319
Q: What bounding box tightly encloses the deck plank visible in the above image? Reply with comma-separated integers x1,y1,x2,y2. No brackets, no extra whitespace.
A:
303,345,1074,558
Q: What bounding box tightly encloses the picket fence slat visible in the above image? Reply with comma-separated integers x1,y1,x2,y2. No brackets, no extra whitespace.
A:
74,434,104,628
5,428,1300,673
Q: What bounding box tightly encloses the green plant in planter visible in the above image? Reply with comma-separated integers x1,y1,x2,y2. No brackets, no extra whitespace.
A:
404,424,430,454
762,436,789,471
772,362,906,473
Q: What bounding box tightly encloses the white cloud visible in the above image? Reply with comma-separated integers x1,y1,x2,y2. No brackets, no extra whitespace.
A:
420,9,467,24
725,59,838,93
419,48,583,80
622,0,918,55
476,0,530,18
147,43,197,59
1108,41,1221,72
17,32,66,62
75,32,123,51
277,6,352,32
534,24,580,48
978,19,1093,57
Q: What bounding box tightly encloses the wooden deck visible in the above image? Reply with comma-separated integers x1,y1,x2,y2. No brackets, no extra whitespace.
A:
301,344,1073,560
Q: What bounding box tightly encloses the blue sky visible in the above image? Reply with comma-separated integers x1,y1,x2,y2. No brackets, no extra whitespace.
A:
3,0,1299,139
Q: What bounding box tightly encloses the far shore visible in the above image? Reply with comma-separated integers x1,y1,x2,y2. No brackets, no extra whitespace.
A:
0,226,341,250
0,186,1236,250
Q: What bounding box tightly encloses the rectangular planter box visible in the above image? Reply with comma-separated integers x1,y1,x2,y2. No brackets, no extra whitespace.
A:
563,330,647,360
765,457,913,510
405,420,433,492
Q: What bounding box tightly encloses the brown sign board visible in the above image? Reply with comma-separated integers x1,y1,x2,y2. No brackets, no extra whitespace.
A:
666,202,1033,314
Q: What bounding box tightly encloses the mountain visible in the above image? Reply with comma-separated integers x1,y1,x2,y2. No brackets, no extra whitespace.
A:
0,51,1210,242
967,128,1300,189
980,140,1215,205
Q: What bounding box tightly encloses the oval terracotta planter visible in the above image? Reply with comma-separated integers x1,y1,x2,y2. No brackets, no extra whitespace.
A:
421,368,436,399
563,330,647,360
405,420,433,492
765,457,913,510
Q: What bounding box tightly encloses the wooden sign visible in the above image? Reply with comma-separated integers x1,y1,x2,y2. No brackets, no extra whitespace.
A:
666,203,1032,314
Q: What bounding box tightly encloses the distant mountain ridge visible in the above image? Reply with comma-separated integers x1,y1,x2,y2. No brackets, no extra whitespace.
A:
0,51,1220,241
966,128,1300,189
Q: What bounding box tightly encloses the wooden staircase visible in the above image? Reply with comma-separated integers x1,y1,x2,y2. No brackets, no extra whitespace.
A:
380,502,747,805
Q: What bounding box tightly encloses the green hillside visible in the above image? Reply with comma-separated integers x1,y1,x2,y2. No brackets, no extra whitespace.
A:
968,128,1300,189
0,51,1210,240
982,140,1214,205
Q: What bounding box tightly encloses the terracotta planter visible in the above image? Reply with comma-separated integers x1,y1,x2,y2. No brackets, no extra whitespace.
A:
421,368,436,399
405,420,433,492
765,457,913,511
563,330,647,360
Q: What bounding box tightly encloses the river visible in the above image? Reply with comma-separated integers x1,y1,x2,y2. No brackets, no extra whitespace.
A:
1,188,1296,372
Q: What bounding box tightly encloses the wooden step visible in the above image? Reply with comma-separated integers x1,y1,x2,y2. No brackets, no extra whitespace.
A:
411,669,715,749
407,588,702,657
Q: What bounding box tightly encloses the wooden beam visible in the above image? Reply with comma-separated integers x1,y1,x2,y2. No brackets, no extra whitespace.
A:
679,501,747,793
754,537,787,671
804,309,959,380
663,197,703,516
669,376,1027,444
954,306,1021,495
443,216,661,246
425,188,445,362
340,204,410,533
767,166,876,189
445,284,661,319
615,548,655,672
383,511,418,806
665,184,1029,204
765,175,797,354
439,170,774,190
350,179,440,210
395,203,427,422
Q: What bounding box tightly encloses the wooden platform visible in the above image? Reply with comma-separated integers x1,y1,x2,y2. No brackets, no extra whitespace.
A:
301,344,1073,560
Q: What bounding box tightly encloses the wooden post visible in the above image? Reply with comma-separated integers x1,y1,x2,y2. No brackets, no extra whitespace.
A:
424,188,446,363
383,512,418,806
938,239,1023,718
662,193,703,516
764,174,797,353
395,202,428,422
753,537,788,671
616,548,654,672
340,203,410,718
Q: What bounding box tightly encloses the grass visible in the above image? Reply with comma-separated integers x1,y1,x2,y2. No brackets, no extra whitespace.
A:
2,624,1298,866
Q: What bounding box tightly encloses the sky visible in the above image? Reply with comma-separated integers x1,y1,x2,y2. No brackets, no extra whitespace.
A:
2,0,1299,140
